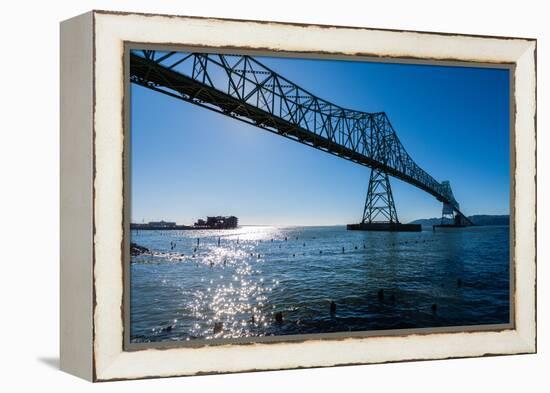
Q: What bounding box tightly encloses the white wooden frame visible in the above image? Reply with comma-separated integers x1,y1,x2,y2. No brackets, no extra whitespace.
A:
60,10,536,382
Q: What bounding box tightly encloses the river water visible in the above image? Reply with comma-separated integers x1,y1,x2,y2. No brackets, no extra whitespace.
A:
130,225,510,343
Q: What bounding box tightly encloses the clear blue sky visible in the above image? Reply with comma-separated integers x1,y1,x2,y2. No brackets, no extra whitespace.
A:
131,53,510,226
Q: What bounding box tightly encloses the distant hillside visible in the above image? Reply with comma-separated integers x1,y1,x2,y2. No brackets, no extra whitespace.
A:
409,214,509,226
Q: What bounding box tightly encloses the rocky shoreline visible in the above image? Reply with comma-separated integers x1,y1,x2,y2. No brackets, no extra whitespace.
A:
130,242,150,256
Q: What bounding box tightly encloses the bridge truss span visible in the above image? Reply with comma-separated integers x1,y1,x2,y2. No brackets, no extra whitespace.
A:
129,50,473,227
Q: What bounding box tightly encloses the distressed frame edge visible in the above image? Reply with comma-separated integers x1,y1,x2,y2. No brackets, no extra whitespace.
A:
59,11,95,381
512,40,537,354
88,11,536,381
91,9,538,42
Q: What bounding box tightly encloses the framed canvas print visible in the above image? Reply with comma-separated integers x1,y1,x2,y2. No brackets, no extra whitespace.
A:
60,10,537,381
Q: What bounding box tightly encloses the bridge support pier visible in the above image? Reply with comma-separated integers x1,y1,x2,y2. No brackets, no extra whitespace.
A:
432,202,470,230
347,168,421,232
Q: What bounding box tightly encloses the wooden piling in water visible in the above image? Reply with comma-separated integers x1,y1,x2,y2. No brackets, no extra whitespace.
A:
275,312,283,323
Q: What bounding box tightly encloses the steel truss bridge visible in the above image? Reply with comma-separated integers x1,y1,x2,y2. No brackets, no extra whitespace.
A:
130,50,473,228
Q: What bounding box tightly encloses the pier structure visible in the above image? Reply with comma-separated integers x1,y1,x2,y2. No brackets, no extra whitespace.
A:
348,167,421,232
432,194,471,231
131,216,238,230
130,51,474,230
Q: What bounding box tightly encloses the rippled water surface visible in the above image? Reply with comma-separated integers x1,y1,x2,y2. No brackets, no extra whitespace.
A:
130,225,510,343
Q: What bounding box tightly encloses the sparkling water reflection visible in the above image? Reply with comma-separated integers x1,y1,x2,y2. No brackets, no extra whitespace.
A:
130,225,510,343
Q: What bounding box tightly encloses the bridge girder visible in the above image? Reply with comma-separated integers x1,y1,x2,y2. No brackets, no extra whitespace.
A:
129,50,472,225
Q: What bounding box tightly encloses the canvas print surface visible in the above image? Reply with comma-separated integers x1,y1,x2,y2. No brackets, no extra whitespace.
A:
128,49,511,345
